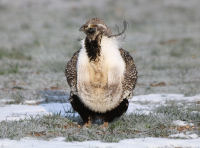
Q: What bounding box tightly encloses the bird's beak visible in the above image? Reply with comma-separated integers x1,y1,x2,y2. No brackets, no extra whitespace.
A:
79,26,84,32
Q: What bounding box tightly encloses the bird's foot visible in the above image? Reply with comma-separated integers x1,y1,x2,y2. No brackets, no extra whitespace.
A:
101,122,108,129
83,120,91,128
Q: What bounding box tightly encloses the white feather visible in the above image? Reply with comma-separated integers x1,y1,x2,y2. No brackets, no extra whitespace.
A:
100,36,125,77
97,24,107,29
77,37,126,112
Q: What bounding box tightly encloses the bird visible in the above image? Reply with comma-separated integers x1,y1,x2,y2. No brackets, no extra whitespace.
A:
65,18,137,128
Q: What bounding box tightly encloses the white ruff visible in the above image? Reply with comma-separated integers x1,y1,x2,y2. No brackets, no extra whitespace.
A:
77,37,125,113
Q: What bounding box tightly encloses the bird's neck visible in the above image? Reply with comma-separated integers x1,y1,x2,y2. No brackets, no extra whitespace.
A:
85,34,102,62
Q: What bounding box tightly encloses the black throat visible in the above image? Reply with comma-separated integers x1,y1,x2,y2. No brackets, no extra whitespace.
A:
85,35,102,62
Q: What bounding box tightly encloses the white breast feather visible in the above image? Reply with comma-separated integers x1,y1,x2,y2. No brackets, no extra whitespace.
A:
77,37,126,113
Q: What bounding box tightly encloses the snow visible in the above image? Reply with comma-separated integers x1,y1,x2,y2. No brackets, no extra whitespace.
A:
0,94,200,147
0,103,72,121
169,133,199,139
1,137,200,148
0,99,15,104
130,94,200,104
0,99,152,122
25,99,45,105
173,120,194,126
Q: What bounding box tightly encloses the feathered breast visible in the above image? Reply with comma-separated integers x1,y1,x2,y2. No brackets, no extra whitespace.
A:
76,36,126,113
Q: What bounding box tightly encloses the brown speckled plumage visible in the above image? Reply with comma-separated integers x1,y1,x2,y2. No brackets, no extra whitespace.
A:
65,18,138,127
65,50,80,96
119,48,138,99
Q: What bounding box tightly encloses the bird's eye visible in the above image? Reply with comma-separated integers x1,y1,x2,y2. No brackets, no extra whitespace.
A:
90,24,98,28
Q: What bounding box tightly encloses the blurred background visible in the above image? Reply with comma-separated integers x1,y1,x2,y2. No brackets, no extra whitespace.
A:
0,0,200,103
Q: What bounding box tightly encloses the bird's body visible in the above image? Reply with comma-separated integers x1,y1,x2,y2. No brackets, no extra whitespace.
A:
65,18,137,128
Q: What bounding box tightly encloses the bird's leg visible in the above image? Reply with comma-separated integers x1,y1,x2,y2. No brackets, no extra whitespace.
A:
101,122,108,129
83,116,91,128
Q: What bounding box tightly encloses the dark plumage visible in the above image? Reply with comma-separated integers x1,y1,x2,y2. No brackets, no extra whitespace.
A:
65,18,137,128
69,95,128,123
85,36,101,62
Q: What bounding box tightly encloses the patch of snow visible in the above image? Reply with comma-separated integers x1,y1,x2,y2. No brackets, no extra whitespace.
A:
189,134,199,139
0,99,15,104
127,102,151,114
1,137,200,148
0,101,152,122
130,94,200,104
0,103,72,122
191,111,200,114
25,99,45,105
169,133,198,139
173,120,194,126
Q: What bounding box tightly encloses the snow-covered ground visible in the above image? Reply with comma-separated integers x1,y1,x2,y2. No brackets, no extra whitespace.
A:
1,137,200,148
0,94,200,147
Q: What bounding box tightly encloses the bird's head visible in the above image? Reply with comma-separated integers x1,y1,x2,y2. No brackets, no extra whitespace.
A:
79,18,128,41
79,18,112,41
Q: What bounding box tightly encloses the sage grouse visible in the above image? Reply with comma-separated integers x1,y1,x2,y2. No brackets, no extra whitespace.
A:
65,18,137,128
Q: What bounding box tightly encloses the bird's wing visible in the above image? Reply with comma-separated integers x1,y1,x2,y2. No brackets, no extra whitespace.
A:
65,49,80,96
119,48,138,99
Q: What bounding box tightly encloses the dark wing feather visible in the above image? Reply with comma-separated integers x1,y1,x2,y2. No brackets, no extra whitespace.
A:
65,49,80,96
119,48,138,99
